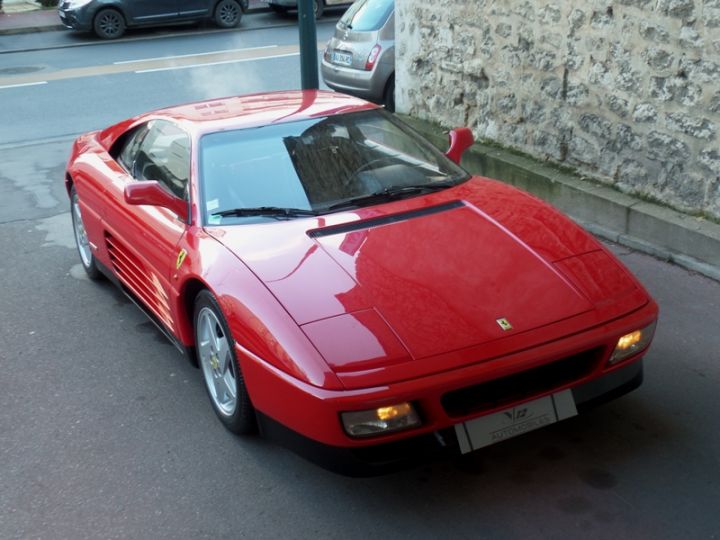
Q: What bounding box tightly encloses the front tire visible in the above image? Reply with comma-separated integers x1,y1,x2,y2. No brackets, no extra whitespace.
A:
214,0,242,28
70,186,101,280
194,290,256,434
93,8,126,40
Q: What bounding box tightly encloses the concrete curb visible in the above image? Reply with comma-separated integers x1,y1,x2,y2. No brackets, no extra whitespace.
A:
402,114,720,283
0,5,272,36
0,22,65,35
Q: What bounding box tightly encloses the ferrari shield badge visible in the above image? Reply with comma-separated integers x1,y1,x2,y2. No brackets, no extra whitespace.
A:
496,318,513,331
176,248,188,270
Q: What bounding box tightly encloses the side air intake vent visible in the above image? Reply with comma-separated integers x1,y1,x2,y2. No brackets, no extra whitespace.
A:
104,232,172,328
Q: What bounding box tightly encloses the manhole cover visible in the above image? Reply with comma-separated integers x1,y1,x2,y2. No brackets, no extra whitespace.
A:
0,66,43,75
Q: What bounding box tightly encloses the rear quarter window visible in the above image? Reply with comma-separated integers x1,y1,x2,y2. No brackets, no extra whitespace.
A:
339,0,393,32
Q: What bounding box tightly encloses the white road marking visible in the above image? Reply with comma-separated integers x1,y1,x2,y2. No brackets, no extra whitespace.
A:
113,45,278,64
134,52,302,73
0,44,323,87
0,81,47,90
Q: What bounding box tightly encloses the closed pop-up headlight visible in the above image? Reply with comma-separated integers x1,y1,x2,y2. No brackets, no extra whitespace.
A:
608,321,657,365
341,402,421,438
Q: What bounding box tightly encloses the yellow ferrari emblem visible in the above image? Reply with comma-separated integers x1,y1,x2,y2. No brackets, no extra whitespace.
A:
496,318,513,331
175,248,187,270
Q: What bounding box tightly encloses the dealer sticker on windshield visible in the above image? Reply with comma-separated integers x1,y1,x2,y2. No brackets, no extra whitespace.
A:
454,390,577,454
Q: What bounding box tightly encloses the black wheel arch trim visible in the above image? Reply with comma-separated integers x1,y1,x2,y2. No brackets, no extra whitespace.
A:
92,3,128,24
214,0,246,13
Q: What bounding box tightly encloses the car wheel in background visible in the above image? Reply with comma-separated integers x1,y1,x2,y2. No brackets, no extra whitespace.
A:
383,74,395,112
214,0,242,28
194,290,256,434
93,8,126,39
70,186,101,280
314,0,325,18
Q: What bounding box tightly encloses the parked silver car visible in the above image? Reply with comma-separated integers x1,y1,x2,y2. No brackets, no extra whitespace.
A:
321,0,395,110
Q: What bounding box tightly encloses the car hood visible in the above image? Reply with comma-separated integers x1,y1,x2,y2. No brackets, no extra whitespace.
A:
205,179,648,381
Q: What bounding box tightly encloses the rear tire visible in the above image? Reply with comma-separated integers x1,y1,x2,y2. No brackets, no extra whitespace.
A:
214,0,242,28
383,74,395,112
194,290,256,434
93,8,125,40
313,0,325,18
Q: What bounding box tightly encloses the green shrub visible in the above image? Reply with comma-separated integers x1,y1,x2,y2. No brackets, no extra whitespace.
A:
39,0,58,7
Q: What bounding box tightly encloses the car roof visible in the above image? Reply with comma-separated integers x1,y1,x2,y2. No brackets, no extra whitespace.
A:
99,90,379,148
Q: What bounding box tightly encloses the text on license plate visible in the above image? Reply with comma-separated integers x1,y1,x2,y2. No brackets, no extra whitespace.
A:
454,390,578,453
332,51,353,66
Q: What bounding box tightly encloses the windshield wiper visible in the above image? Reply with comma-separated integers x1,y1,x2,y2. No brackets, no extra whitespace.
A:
212,206,319,219
326,182,456,211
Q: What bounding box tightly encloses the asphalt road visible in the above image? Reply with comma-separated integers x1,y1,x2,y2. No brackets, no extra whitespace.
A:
0,14,338,145
2,18,720,540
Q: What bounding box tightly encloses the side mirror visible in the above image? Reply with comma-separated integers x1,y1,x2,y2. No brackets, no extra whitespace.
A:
124,181,188,222
445,127,474,165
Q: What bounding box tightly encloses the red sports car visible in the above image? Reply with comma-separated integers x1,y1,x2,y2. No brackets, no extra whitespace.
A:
66,90,658,474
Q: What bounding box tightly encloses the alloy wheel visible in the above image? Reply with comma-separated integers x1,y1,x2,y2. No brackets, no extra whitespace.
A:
72,195,93,268
197,307,238,416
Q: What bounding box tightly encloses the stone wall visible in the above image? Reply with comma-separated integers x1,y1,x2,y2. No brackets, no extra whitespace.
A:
396,0,720,220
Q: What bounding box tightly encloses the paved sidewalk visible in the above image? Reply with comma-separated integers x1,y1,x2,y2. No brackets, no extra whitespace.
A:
0,0,61,35
0,0,271,35
2,0,41,13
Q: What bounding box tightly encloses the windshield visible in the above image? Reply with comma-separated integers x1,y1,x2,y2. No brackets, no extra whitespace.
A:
199,109,470,225
338,0,394,32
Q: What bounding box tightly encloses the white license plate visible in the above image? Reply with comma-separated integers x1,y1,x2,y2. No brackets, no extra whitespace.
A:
454,390,578,453
332,51,353,66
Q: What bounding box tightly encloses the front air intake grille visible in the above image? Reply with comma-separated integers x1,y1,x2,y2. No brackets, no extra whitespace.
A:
441,348,603,418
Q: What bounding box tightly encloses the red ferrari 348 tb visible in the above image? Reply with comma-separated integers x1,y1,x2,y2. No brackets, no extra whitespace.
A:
65,90,658,474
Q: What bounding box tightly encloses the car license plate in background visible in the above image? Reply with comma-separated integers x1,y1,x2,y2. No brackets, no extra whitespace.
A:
332,51,353,66
454,390,578,453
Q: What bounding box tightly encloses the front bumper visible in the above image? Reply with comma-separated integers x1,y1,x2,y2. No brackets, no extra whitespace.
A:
240,300,657,474
257,359,645,476
58,7,93,31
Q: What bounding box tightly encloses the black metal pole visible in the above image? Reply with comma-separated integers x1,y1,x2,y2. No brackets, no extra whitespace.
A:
297,0,319,90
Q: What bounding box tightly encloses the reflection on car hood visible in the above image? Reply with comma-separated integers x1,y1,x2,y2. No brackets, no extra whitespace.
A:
207,178,644,369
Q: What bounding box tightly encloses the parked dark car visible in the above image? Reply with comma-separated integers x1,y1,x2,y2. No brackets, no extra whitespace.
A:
321,0,394,110
58,0,249,39
268,0,353,18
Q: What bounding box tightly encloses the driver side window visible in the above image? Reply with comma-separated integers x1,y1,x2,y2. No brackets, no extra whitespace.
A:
116,120,191,201
117,125,149,174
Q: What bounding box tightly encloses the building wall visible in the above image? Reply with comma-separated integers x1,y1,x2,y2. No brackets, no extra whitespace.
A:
396,0,720,219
